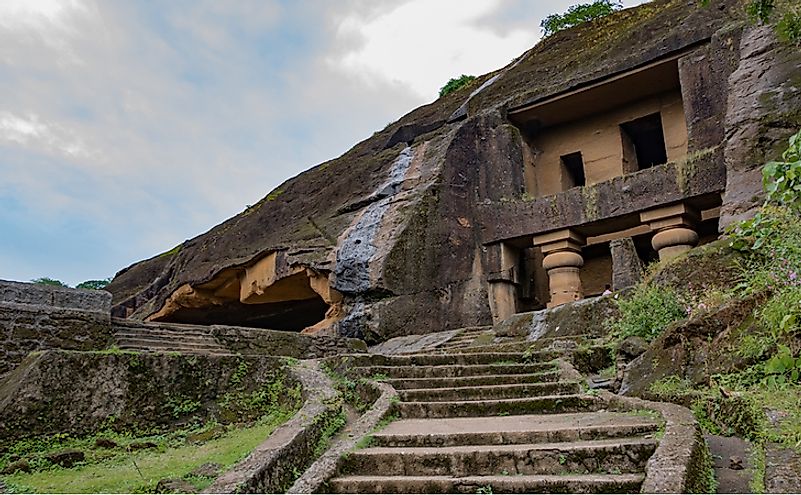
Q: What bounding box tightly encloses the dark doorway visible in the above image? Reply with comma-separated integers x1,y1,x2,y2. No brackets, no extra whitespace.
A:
620,113,668,170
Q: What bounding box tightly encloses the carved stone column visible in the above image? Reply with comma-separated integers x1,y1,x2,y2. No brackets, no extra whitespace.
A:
533,230,586,308
486,242,519,323
641,203,700,262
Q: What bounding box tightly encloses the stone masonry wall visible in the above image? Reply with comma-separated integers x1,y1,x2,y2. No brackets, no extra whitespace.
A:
0,280,114,376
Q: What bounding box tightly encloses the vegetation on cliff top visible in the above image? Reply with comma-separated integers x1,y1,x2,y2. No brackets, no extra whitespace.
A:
439,75,477,97
540,0,623,36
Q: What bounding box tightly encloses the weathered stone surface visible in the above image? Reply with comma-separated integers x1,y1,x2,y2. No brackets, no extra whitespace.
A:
0,351,287,442
46,449,85,468
94,437,118,449
105,0,769,343
156,478,198,494
495,295,619,341
203,361,340,494
0,279,111,312
190,462,222,478
620,294,760,396
765,443,801,494
619,336,648,360
610,238,644,291
1,281,114,376
0,460,30,475
720,26,801,229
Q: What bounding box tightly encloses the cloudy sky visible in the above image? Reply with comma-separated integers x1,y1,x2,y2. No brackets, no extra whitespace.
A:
0,0,647,286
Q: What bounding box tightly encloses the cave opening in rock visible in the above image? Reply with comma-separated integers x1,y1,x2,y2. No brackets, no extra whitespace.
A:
154,295,329,331
147,253,343,333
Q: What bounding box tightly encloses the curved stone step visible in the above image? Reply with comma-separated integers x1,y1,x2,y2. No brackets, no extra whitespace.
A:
372,412,661,448
348,352,539,367
398,381,582,402
386,371,562,390
342,437,657,477
353,363,555,379
328,473,645,494
394,394,604,419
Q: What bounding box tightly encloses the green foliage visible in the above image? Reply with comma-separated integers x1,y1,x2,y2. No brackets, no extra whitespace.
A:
165,395,201,419
762,130,801,207
746,0,775,23
1,414,291,494
76,278,111,290
762,345,801,387
439,75,476,97
30,277,68,287
609,284,686,341
777,8,801,44
540,0,622,36
744,0,801,44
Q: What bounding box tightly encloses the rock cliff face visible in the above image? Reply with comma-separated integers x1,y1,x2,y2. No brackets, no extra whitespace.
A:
106,0,801,343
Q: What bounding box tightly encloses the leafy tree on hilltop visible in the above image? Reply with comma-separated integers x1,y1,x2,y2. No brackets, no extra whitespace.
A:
31,277,69,287
76,278,112,290
541,0,623,36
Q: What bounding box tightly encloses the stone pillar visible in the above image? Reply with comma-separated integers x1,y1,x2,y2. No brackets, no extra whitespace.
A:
486,243,519,323
533,230,586,308
640,203,700,262
610,237,644,291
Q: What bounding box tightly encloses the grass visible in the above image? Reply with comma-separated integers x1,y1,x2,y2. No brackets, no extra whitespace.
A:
3,411,293,493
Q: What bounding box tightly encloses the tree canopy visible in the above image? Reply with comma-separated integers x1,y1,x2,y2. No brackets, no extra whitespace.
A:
540,0,623,36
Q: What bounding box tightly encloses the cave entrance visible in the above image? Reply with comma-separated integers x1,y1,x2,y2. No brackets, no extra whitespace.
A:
147,253,343,333
153,295,329,331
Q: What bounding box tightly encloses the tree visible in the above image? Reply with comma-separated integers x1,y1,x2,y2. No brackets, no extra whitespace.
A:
540,0,623,37
76,279,112,290
31,277,69,287
439,75,476,97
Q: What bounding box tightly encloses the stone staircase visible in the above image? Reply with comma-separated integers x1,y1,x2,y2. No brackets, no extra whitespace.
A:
328,350,662,493
112,320,230,355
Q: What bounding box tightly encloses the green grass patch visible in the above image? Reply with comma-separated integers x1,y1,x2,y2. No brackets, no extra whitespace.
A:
2,412,293,494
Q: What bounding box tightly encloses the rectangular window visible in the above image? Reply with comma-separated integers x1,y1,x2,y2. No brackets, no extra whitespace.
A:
561,151,586,188
620,113,668,171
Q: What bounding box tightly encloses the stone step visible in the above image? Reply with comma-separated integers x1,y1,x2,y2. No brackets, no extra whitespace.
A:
386,371,562,390
394,394,603,419
347,352,543,367
114,331,216,343
372,412,661,448
115,337,225,351
398,381,582,402
342,437,657,477
353,363,555,380
328,474,645,494
116,346,233,356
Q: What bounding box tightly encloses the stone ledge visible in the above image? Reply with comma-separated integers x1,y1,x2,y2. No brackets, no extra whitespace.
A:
204,360,341,494
557,359,710,494
288,380,398,494
0,279,111,313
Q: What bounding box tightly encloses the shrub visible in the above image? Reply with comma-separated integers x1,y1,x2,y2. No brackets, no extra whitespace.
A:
439,75,476,97
609,285,686,341
76,279,111,290
30,277,69,287
540,0,622,37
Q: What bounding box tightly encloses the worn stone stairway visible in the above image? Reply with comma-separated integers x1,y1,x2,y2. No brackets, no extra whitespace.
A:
112,320,230,355
328,349,661,493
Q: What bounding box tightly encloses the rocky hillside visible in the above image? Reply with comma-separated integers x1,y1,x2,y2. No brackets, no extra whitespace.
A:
106,0,801,343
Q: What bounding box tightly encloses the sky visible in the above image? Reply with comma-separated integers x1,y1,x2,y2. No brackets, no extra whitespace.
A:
0,0,647,286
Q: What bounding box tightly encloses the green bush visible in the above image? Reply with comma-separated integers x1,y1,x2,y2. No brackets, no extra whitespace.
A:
438,75,476,97
76,278,111,290
610,285,686,341
540,0,622,36
777,8,801,44
30,277,69,287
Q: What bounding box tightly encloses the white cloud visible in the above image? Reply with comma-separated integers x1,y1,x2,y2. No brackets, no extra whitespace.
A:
332,0,539,99
0,111,93,158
